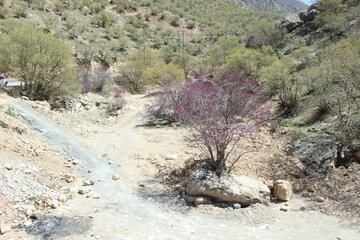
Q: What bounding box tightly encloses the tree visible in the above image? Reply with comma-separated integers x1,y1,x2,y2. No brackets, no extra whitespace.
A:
0,28,80,100
174,66,269,176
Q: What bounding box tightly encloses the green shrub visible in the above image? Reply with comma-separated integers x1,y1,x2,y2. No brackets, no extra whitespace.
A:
0,28,80,100
141,61,185,86
94,11,116,28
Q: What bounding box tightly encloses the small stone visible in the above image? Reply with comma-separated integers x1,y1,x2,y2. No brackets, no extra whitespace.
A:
25,209,33,217
315,197,325,202
184,159,196,169
5,163,13,171
30,211,42,219
49,200,59,209
87,193,101,199
139,184,145,188
45,198,53,206
88,169,93,173
194,197,208,205
165,154,177,160
171,168,186,177
78,188,91,195
280,206,289,212
58,194,67,202
73,160,80,165
0,223,11,234
66,176,76,183
23,221,32,227
89,215,94,219
83,180,95,186
233,203,242,209
112,175,120,181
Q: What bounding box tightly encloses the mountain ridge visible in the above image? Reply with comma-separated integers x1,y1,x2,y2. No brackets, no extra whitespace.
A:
230,0,308,14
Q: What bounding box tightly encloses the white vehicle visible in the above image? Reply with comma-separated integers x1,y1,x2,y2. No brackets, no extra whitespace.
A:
0,75,6,86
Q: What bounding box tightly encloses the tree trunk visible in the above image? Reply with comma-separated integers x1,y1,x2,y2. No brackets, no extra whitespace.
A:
215,150,226,177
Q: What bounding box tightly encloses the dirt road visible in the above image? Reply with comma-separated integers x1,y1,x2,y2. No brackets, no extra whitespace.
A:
9,95,360,240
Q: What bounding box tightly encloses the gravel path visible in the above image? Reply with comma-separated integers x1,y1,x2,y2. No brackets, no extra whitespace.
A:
10,98,360,240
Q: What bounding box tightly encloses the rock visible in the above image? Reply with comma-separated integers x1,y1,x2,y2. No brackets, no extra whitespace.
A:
165,154,177,160
23,221,32,227
78,188,90,195
186,168,270,206
30,211,42,219
87,193,101,199
171,168,186,177
58,194,68,202
88,169,93,173
139,184,145,188
274,180,292,201
280,206,289,212
291,135,338,172
66,176,76,183
194,197,209,205
83,180,95,186
25,209,33,217
315,197,325,202
233,203,242,209
112,175,120,181
184,159,197,170
281,13,304,32
5,163,13,171
72,160,80,165
0,223,11,235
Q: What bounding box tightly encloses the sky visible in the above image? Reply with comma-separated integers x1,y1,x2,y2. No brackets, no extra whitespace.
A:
299,0,317,5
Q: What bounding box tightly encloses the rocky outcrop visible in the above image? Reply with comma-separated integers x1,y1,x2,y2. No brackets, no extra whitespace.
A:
186,168,270,206
291,134,338,172
280,4,319,33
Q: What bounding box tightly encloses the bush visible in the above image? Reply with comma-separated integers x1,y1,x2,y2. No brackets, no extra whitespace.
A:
141,61,185,86
260,56,300,114
94,11,116,28
0,28,80,100
169,15,180,27
174,66,269,175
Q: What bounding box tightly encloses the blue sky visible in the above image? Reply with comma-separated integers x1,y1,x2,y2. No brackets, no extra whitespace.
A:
299,0,317,5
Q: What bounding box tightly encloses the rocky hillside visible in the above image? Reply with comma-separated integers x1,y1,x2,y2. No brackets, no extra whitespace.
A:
230,0,308,14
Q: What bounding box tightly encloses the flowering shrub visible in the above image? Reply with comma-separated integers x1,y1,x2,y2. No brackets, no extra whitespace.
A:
175,66,269,175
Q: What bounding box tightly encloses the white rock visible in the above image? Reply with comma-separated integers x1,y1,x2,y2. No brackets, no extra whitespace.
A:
78,188,90,195
112,175,120,181
72,160,80,165
165,154,177,160
194,197,208,205
58,194,68,202
5,163,13,171
186,168,270,206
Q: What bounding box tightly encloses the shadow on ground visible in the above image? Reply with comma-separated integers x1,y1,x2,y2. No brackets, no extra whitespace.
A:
23,215,91,240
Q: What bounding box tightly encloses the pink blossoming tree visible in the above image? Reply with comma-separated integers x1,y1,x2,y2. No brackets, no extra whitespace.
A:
174,66,269,176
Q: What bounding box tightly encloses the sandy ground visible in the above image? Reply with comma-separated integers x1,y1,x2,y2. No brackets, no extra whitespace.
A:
1,92,359,239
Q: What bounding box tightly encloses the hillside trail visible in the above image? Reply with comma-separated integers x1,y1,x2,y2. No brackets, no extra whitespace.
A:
9,95,359,240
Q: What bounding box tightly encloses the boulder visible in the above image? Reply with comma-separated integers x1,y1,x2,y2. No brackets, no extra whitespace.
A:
274,180,292,201
291,134,338,172
186,169,270,206
281,13,304,32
